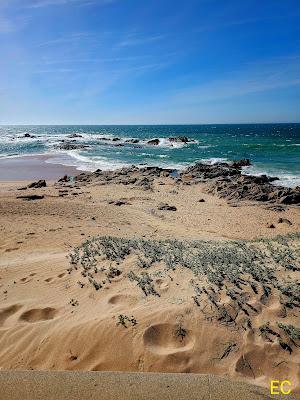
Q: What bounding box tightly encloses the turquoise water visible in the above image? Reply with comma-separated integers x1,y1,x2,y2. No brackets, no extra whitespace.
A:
0,124,299,187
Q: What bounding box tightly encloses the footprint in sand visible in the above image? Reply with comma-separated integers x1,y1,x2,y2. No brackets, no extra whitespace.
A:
155,278,169,291
19,307,57,323
108,294,138,307
4,247,19,253
0,304,22,326
45,273,66,283
20,277,31,283
143,323,195,355
20,273,36,283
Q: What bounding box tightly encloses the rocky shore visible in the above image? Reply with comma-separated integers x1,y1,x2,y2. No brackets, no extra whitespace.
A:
58,159,300,205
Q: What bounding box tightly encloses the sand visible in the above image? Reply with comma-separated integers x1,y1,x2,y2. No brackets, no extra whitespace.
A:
0,169,299,398
1,370,297,400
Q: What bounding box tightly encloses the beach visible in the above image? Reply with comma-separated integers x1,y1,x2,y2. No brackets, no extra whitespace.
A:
1,0,300,393
0,157,299,398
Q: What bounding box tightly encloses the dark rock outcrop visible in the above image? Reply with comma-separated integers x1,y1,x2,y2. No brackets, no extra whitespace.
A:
28,180,47,189
147,139,160,146
125,139,139,144
55,142,89,151
58,175,70,183
231,159,251,169
69,159,300,206
180,161,300,205
108,199,131,206
158,203,177,211
17,195,45,201
67,134,83,138
168,136,194,143
74,165,173,191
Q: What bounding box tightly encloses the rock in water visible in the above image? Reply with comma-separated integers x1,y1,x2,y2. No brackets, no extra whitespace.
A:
231,159,251,168
67,134,83,138
147,139,160,145
168,136,194,143
55,142,89,151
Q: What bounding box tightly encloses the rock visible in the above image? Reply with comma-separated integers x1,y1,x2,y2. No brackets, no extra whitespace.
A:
265,205,285,212
147,139,160,146
24,133,35,138
266,223,276,229
125,139,139,144
158,203,177,211
279,192,300,205
278,218,292,225
198,198,205,202
180,161,300,205
231,159,251,168
27,180,46,189
169,136,192,143
112,137,120,141
56,143,89,151
108,199,131,206
17,195,44,201
67,134,83,138
58,175,70,183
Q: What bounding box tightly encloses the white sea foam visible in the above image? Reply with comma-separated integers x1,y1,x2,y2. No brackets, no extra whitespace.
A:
45,150,129,172
200,157,228,164
140,137,199,149
242,165,300,188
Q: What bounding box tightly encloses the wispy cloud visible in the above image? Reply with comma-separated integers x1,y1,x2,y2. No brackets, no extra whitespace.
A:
27,0,115,8
36,32,93,46
0,14,29,34
118,34,166,47
196,13,300,33
172,55,300,104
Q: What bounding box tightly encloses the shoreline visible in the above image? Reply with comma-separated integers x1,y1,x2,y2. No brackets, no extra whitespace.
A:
0,152,299,188
0,155,81,181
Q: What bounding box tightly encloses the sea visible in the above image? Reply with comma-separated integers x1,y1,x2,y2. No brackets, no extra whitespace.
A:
0,124,299,188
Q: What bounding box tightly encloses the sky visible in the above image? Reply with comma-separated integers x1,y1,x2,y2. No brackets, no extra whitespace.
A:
0,0,300,124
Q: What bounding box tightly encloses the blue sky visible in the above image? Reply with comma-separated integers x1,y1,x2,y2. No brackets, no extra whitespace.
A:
0,0,300,124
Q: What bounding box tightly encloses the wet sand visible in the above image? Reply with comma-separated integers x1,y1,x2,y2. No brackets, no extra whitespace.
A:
0,155,80,181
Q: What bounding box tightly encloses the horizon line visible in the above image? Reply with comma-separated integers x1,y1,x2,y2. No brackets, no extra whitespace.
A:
1,121,300,126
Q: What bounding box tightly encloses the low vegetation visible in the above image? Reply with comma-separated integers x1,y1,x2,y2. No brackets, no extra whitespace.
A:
68,233,300,344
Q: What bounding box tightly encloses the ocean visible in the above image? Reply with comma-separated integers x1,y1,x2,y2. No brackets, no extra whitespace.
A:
0,124,299,187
